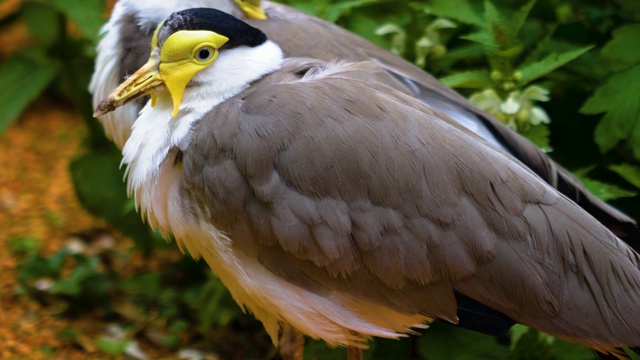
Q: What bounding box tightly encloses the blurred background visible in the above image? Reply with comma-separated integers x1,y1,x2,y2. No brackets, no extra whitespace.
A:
1,0,639,359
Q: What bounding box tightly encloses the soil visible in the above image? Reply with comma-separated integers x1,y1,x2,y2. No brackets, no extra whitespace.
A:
0,100,113,359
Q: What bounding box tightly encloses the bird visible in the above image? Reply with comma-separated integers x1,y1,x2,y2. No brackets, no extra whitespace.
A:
93,7,640,359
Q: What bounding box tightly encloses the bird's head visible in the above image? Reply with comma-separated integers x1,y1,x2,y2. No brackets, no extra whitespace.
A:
94,8,268,118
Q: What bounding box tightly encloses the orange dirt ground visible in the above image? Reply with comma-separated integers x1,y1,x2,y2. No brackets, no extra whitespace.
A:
0,101,109,359
0,100,197,359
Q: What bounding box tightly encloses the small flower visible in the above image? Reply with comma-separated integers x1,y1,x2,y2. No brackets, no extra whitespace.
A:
470,85,550,131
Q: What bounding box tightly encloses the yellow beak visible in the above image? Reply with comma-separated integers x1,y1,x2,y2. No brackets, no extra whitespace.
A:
94,57,163,117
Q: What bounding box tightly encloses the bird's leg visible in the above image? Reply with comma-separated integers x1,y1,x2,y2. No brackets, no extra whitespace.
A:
347,346,364,360
347,330,364,360
279,323,304,360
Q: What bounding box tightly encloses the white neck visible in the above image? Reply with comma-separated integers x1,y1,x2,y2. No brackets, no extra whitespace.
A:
121,40,283,226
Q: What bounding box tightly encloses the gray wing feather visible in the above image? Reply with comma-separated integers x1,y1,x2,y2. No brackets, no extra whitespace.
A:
181,60,640,346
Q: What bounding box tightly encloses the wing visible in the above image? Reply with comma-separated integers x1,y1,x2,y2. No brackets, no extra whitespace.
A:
181,59,640,347
255,1,640,245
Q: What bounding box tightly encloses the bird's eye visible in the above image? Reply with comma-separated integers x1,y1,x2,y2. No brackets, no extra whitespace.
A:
195,46,215,62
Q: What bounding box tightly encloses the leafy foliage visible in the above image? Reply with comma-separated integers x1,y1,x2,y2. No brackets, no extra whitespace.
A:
2,0,640,359
582,64,640,159
0,55,60,133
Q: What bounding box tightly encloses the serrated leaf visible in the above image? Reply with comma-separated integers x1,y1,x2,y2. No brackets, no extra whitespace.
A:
457,0,504,49
609,164,640,190
483,0,506,45
417,322,510,360
461,0,535,50
461,32,500,48
418,0,484,26
573,175,637,201
518,45,593,85
524,38,598,78
600,24,640,72
519,124,551,152
48,0,104,41
440,70,491,88
582,64,640,158
0,56,60,134
496,0,536,46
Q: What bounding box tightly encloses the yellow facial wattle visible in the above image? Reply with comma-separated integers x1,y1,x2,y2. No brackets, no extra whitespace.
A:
158,30,229,117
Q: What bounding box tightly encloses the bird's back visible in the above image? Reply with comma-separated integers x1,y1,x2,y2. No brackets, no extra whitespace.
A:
178,58,640,349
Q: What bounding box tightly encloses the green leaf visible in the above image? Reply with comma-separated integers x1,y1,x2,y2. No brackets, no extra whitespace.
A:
417,322,510,360
518,45,593,85
600,24,640,72
69,152,131,219
417,0,484,26
118,272,162,302
623,347,640,360
464,0,535,50
511,327,595,360
48,0,105,41
523,39,599,79
57,327,81,342
573,175,637,201
441,70,491,89
70,152,159,254
21,2,61,46
582,64,640,158
17,250,69,284
509,324,530,349
8,236,41,257
95,338,131,356
499,0,537,46
519,124,551,152
609,164,640,190
0,56,60,134
49,255,106,297
461,31,500,48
